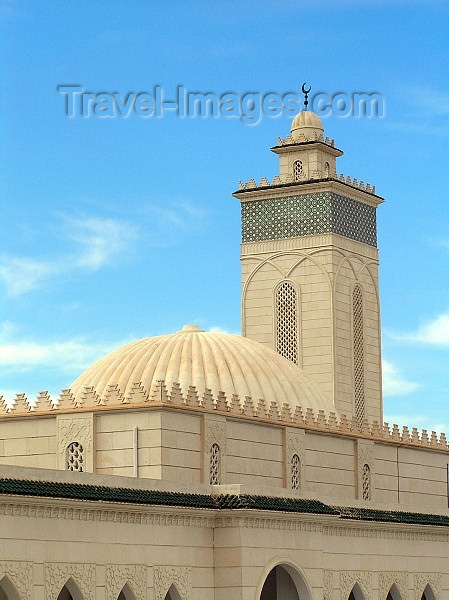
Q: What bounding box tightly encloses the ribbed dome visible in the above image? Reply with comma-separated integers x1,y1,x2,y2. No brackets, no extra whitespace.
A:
71,324,337,415
291,110,324,141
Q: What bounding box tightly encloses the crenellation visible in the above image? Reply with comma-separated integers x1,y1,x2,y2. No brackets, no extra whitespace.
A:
305,407,316,427
0,381,447,452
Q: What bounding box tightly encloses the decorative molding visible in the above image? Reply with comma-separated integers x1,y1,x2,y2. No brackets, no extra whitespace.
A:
0,499,215,528
340,571,372,600
154,566,191,600
0,560,33,599
106,565,146,600
45,562,95,600
379,572,408,600
414,573,441,600
57,413,94,472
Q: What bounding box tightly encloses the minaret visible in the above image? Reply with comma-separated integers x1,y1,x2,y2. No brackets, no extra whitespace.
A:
233,104,384,424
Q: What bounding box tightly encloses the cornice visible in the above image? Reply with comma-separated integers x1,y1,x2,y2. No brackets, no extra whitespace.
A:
2,496,449,542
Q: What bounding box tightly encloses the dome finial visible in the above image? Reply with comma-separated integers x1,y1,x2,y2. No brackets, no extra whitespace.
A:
301,82,311,111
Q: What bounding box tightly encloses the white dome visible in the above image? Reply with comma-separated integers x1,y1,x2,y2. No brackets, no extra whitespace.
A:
70,324,337,415
291,110,324,141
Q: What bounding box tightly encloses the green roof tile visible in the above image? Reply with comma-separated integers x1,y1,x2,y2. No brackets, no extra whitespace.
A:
0,478,448,527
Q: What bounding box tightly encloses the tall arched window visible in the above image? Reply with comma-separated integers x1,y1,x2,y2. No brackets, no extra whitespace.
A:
324,162,330,177
293,160,303,181
352,285,365,427
210,443,220,485
275,281,299,365
67,441,84,472
362,463,371,500
291,454,300,490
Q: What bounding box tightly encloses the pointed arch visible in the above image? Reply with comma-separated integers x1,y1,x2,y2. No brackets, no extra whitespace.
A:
256,557,313,600
164,584,182,600
0,575,21,600
387,583,402,600
422,584,437,600
349,582,366,600
57,577,85,600
117,582,138,600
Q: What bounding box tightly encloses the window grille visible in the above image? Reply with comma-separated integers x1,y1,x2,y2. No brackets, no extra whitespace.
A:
210,443,220,485
294,160,303,181
291,454,300,489
66,441,84,472
275,281,299,365
352,285,365,427
362,463,371,500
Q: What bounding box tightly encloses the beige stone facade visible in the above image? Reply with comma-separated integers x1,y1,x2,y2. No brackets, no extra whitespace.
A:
1,110,447,600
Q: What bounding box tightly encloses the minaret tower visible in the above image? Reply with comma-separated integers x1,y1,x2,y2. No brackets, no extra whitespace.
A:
233,98,384,424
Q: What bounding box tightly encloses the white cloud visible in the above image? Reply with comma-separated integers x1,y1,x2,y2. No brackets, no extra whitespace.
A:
0,256,57,296
0,321,128,375
0,215,138,297
397,313,449,346
382,359,419,397
208,326,240,335
67,216,137,270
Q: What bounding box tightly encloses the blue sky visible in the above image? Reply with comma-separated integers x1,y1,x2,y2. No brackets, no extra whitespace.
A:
0,0,448,433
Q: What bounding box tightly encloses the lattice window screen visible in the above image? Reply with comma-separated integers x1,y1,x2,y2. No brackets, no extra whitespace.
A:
66,441,84,472
275,281,299,365
293,160,303,181
362,463,371,500
353,285,365,427
210,443,220,485
291,454,300,490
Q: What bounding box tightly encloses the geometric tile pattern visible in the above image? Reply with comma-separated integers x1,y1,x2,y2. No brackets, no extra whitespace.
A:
241,192,377,246
275,281,299,365
353,285,365,428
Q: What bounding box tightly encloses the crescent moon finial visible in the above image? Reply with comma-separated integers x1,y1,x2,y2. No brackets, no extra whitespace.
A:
301,82,311,110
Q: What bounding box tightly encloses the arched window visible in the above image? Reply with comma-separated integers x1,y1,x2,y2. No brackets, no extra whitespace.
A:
293,160,303,181
118,583,137,600
210,443,220,485
66,441,84,472
260,564,309,600
275,281,299,365
362,463,371,500
57,588,73,600
422,584,437,600
57,578,83,600
291,454,300,490
324,162,330,177
352,285,365,427
164,584,183,600
0,576,21,600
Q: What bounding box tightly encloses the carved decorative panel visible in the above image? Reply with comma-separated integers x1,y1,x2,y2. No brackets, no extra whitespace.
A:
154,566,191,600
45,562,95,600
379,572,408,600
340,571,372,600
203,415,226,485
0,560,33,600
57,414,94,472
414,573,441,600
285,428,305,490
356,439,374,501
106,565,146,600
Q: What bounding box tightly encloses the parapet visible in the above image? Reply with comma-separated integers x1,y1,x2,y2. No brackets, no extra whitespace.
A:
1,383,447,452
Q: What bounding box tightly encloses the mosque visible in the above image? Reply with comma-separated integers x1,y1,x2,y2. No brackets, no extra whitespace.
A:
1,105,448,600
